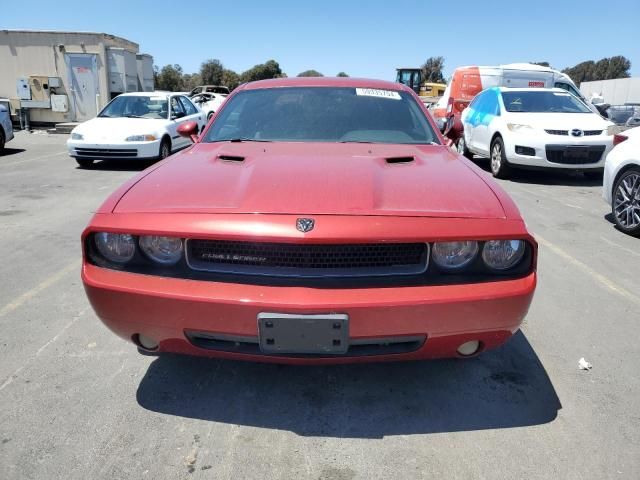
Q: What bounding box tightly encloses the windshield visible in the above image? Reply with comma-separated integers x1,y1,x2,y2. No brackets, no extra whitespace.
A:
99,95,168,119
203,87,438,144
502,91,591,114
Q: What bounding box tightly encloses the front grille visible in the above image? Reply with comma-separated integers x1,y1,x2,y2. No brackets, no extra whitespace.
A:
74,147,138,158
545,129,602,136
186,240,429,277
545,145,606,164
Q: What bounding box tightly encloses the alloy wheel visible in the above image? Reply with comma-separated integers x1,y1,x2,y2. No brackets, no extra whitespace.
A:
491,143,502,173
614,172,640,229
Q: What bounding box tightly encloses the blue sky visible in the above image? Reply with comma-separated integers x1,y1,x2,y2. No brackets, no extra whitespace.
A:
3,0,639,79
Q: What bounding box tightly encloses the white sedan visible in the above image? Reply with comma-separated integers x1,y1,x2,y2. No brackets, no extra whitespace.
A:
67,92,206,168
603,126,640,236
458,87,615,178
190,92,227,121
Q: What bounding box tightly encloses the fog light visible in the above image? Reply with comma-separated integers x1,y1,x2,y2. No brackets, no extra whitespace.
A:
457,340,480,356
137,334,159,350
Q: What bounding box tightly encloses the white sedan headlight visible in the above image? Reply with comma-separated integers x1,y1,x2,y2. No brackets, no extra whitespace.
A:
71,132,84,140
506,123,533,132
125,134,157,142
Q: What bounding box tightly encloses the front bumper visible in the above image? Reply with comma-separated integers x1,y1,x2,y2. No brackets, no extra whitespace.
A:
67,139,161,161
504,131,613,170
83,263,536,364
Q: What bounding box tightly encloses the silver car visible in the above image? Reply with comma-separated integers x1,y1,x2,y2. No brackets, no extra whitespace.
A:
0,104,14,154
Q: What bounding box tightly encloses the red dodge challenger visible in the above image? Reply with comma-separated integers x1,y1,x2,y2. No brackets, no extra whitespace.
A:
82,77,537,364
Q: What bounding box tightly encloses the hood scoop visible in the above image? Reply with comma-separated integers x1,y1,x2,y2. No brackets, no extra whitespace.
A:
385,156,414,164
217,154,245,163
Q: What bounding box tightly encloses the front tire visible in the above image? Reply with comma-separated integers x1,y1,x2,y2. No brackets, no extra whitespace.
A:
207,112,214,121
0,129,5,154
159,138,171,160
490,137,511,179
75,158,94,168
456,136,473,159
612,167,640,236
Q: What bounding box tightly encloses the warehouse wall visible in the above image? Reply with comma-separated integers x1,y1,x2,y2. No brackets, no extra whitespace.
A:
0,31,139,123
579,77,640,105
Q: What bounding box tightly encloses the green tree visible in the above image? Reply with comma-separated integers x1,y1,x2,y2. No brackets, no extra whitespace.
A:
200,59,224,85
531,61,551,67
563,56,631,83
420,56,445,83
240,60,283,83
155,64,184,91
221,69,241,90
297,70,324,77
181,73,202,92
336,72,349,77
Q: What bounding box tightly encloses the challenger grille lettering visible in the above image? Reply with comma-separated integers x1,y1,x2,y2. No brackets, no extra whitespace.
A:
201,253,268,263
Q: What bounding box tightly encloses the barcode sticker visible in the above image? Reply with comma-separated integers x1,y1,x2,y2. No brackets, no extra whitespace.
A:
355,88,401,100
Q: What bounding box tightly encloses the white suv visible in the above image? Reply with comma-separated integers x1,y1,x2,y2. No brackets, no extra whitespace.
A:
459,87,614,178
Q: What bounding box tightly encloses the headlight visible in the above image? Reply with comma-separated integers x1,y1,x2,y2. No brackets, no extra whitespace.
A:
71,132,84,140
432,241,479,270
506,123,533,132
94,232,135,263
125,134,157,142
139,235,183,265
482,240,526,270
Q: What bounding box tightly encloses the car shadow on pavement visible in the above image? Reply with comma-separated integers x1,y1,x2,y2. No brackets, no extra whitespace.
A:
471,157,603,187
136,331,561,438
1,148,26,157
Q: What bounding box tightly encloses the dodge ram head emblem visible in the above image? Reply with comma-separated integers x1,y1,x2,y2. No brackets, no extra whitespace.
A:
296,218,315,232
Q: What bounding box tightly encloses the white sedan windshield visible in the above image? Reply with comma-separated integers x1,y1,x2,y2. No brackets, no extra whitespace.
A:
99,96,169,119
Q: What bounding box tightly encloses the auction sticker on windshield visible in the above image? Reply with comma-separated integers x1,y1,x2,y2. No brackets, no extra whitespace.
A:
355,88,401,100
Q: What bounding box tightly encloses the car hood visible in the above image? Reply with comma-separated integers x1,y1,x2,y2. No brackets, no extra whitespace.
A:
73,117,168,142
507,112,613,131
114,142,506,218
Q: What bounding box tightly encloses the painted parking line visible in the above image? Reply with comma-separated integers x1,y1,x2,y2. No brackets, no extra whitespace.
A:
0,260,80,318
537,234,640,306
0,308,87,392
0,150,68,168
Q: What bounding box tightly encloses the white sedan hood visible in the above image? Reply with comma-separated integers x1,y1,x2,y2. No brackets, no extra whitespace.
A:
73,117,168,142
508,112,613,131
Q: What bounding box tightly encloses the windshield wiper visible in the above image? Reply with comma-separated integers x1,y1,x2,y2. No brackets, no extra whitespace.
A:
124,114,144,118
212,138,272,143
339,140,373,144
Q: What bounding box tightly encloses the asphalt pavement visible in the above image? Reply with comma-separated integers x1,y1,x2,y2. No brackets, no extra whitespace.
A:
1,131,639,479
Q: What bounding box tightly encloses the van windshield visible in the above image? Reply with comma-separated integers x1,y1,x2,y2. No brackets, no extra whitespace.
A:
502,91,591,114
203,87,438,144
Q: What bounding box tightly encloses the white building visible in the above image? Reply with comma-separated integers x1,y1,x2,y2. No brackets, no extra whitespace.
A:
0,30,154,123
580,77,640,105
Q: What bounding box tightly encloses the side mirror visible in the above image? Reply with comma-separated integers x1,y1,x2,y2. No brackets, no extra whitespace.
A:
177,121,199,143
171,111,186,120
